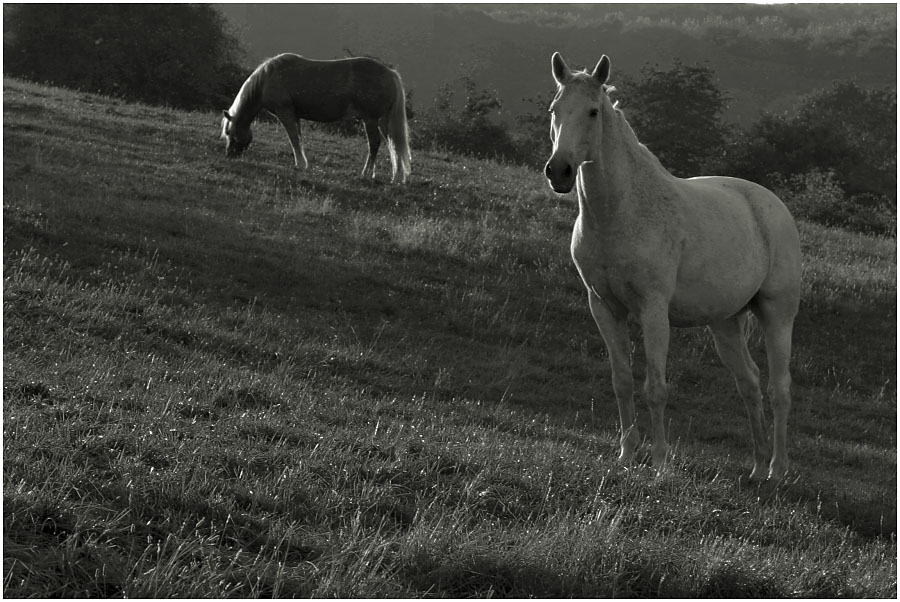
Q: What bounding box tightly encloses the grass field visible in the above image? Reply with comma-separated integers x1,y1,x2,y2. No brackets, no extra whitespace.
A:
3,78,896,597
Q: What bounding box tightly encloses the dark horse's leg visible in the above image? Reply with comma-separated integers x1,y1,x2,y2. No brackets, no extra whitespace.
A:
273,109,307,169
361,118,382,179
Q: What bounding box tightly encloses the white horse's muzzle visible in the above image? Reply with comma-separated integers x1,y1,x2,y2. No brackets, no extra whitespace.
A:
545,154,577,194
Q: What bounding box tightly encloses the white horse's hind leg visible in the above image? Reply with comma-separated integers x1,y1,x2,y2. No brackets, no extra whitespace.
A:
755,300,796,481
587,292,639,463
638,303,671,473
709,314,771,481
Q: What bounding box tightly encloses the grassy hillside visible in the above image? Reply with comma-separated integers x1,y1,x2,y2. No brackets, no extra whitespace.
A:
3,78,896,597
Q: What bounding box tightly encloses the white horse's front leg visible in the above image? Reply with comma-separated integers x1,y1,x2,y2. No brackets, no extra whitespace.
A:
639,303,671,473
587,292,638,463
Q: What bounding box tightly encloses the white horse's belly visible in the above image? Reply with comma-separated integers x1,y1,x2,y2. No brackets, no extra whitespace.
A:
573,238,766,328
667,281,757,326
668,244,767,326
571,182,778,328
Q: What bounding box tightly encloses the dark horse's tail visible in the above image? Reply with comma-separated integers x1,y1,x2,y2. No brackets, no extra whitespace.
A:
384,69,411,183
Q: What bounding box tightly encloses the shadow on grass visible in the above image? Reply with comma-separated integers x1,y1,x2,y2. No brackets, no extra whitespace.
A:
8,171,894,546
398,548,790,598
768,477,896,539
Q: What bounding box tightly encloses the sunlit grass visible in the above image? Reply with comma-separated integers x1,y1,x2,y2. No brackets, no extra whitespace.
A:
4,77,896,597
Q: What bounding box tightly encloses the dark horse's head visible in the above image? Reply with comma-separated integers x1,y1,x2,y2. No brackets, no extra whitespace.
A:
221,110,252,158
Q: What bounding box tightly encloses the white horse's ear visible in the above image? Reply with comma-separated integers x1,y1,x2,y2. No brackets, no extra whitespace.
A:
592,55,611,85
222,110,232,121
552,52,570,85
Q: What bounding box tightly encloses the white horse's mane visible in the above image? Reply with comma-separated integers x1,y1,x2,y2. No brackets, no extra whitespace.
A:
606,85,620,109
566,67,621,110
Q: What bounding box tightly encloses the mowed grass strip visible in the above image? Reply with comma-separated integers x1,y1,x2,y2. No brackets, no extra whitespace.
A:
3,78,896,597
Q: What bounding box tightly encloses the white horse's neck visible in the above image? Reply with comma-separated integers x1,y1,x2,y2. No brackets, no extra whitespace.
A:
577,105,673,232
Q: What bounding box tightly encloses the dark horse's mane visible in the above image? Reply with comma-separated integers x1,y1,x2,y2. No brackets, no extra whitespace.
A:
227,57,277,118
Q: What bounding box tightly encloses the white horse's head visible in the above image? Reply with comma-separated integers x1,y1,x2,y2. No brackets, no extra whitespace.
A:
221,110,253,158
544,52,611,194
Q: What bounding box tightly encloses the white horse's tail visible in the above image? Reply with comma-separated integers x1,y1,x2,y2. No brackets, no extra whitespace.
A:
385,69,411,183
742,309,760,345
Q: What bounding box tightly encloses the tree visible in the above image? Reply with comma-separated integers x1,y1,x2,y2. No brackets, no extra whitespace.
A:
723,82,897,235
461,76,502,118
727,82,896,205
416,76,518,162
617,60,730,176
794,82,896,202
4,4,245,110
513,90,556,168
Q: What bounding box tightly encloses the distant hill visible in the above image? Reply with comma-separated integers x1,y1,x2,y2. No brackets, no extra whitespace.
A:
216,3,896,126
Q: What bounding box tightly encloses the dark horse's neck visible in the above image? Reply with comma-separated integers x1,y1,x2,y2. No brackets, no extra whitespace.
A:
577,104,673,231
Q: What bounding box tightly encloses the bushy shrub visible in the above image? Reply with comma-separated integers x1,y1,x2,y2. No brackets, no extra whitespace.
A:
772,170,895,236
413,77,522,163
414,114,520,162
726,82,896,207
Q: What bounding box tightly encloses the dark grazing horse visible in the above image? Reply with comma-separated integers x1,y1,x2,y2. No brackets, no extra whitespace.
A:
221,53,411,183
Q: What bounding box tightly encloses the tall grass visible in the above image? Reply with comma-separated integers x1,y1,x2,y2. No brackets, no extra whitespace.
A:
3,78,896,597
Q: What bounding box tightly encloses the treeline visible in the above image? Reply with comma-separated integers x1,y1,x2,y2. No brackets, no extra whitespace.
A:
3,4,245,110
482,4,896,57
4,5,895,236
411,61,896,236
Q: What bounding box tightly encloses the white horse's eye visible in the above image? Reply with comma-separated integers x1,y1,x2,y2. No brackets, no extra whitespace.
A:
589,108,599,117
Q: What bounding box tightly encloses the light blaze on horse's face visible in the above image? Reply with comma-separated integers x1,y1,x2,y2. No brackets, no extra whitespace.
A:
221,111,252,158
545,53,610,194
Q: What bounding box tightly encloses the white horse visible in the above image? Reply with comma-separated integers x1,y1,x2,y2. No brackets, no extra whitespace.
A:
544,53,801,482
